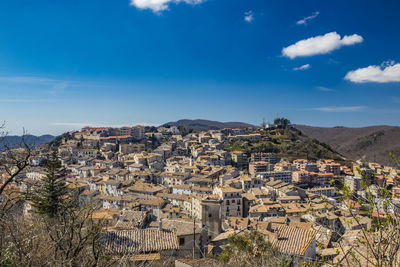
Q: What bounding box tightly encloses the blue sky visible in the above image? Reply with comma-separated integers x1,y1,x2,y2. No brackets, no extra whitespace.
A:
0,0,399,135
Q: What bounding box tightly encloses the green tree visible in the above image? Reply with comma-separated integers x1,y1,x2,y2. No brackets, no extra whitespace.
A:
178,125,193,136
220,230,291,266
274,117,291,129
32,150,68,218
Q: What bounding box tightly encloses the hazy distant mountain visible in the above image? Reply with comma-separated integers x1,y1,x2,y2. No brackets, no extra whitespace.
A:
163,119,254,130
294,125,400,166
1,134,54,149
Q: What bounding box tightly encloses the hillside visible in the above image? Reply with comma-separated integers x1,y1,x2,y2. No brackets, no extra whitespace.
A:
1,134,54,150
294,125,400,166
224,127,347,163
163,119,254,131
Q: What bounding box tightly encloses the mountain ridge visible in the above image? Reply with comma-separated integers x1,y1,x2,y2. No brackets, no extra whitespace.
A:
1,134,55,149
294,125,400,166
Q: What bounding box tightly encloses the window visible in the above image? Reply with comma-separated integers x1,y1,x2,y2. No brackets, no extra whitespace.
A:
208,213,212,218
179,237,185,245
232,199,235,203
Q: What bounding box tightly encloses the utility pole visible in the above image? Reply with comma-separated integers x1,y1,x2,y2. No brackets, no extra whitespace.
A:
193,217,196,259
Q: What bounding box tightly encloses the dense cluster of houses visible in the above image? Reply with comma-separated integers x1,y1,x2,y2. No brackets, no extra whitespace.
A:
4,125,400,266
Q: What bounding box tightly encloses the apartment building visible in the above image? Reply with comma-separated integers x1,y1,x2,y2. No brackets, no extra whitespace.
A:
249,161,274,176
256,171,292,183
231,151,248,170
214,186,243,219
251,152,280,164
344,176,362,192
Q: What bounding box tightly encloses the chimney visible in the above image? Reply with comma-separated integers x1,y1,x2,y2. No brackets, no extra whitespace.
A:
159,219,163,230
274,228,279,240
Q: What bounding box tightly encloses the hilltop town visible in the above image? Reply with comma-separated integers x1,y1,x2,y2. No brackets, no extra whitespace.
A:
1,122,400,266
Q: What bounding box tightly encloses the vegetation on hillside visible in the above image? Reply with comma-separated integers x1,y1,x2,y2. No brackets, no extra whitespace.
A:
48,132,73,148
356,130,385,150
225,126,345,162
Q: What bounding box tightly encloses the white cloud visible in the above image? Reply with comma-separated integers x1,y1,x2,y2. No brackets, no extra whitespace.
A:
244,11,254,23
293,64,311,71
130,0,204,12
282,32,363,59
315,86,335,92
313,106,366,112
52,122,96,128
297,11,320,25
0,76,60,84
345,61,400,83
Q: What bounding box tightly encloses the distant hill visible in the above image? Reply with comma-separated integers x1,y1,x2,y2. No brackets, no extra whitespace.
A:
1,134,54,150
294,125,400,166
163,119,254,131
225,127,346,163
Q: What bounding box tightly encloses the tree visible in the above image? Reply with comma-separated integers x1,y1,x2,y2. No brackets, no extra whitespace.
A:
220,230,291,266
0,125,31,196
178,125,193,137
31,150,68,218
150,133,160,149
323,154,400,266
274,117,291,129
0,126,110,266
0,200,110,266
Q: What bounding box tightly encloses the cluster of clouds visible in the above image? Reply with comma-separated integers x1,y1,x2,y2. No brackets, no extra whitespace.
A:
123,3,400,118
283,11,400,113
129,2,400,87
129,0,203,12
283,31,363,76
284,31,400,84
